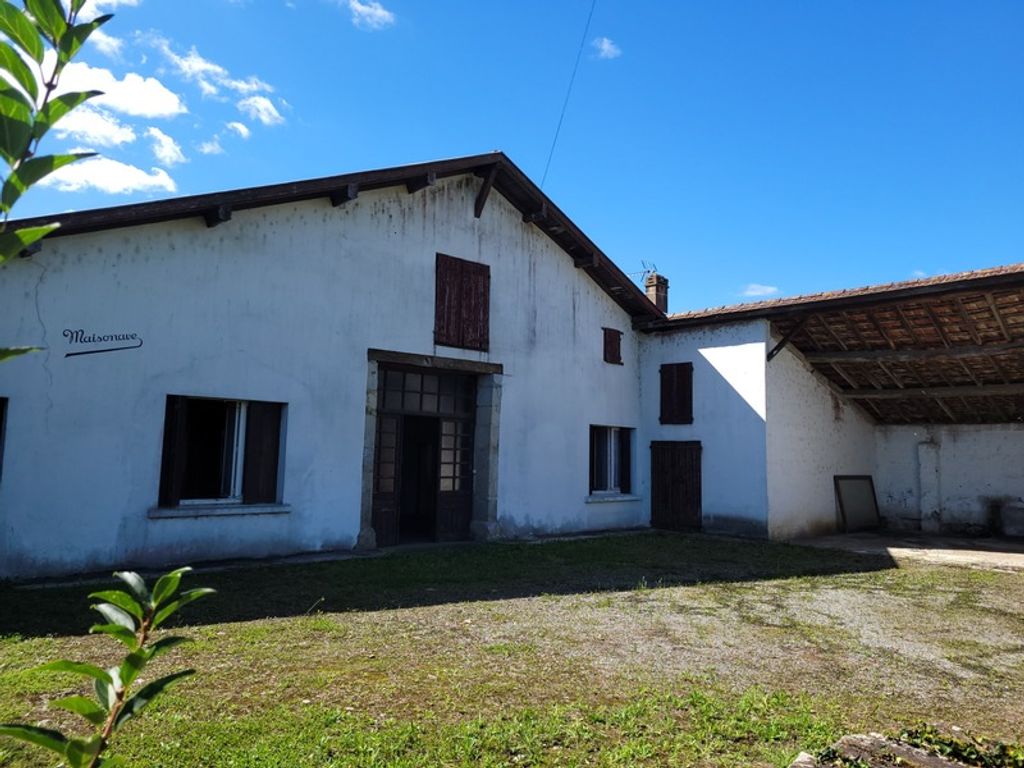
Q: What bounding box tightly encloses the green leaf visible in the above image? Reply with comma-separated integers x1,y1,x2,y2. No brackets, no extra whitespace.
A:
92,601,136,631
0,1,43,63
1,152,90,212
119,648,148,687
0,80,32,112
0,723,68,754
0,346,40,361
26,0,67,44
70,0,85,13
64,734,103,768
114,571,150,605
0,40,38,103
0,222,57,262
32,89,100,140
89,622,138,649
88,588,144,621
152,587,215,628
114,669,193,731
57,14,110,64
51,695,106,726
94,665,121,711
151,566,192,608
36,659,112,685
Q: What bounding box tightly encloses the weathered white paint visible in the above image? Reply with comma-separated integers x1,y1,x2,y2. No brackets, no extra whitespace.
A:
0,175,643,579
766,345,876,539
874,424,1024,534
640,321,771,536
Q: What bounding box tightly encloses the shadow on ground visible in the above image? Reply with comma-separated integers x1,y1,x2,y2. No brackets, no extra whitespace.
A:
0,531,896,638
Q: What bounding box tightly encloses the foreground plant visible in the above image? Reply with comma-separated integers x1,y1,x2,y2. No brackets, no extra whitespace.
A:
0,566,214,767
1,0,112,361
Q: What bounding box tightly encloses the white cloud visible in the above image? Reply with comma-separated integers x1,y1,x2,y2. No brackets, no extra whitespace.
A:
347,0,395,29
225,121,250,139
237,95,283,126
82,0,141,22
741,283,780,297
911,270,928,279
56,59,186,118
198,136,224,155
149,36,272,97
54,105,136,147
90,29,123,58
146,126,186,166
40,156,176,194
592,37,622,59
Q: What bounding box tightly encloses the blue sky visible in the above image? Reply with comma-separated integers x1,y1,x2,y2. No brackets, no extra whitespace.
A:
18,0,1024,312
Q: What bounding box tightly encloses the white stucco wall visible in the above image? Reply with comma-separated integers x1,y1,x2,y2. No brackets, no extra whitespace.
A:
0,175,643,578
766,345,876,539
639,321,770,536
874,424,1024,533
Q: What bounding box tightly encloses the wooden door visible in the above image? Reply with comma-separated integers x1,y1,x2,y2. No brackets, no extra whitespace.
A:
435,418,473,541
650,441,702,530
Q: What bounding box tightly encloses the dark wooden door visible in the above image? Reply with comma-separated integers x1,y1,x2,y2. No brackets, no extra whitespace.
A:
650,441,702,530
435,418,473,540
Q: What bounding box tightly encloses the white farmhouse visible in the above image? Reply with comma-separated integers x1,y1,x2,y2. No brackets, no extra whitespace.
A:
1,152,1022,579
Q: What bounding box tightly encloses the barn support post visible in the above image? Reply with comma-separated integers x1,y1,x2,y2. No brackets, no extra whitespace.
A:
356,360,380,550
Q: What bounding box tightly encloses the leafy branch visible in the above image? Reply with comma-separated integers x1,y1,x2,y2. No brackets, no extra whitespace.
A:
0,566,215,767
0,0,111,360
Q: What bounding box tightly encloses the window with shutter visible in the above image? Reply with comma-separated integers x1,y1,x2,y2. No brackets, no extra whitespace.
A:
602,328,623,365
659,362,694,424
434,253,490,351
588,425,633,495
159,395,284,507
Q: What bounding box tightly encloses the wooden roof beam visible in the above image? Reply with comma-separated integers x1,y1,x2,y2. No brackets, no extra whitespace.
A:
204,205,231,228
849,383,1024,400
804,339,1024,363
473,164,498,219
522,203,547,224
405,171,436,194
329,183,359,207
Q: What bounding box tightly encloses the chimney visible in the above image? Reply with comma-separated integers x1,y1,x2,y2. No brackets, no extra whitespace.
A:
645,272,669,313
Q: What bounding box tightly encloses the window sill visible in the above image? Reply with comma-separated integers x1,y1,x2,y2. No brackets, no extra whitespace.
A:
585,494,642,504
148,503,291,520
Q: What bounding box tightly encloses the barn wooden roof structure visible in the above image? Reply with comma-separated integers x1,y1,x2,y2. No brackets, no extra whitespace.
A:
647,264,1024,425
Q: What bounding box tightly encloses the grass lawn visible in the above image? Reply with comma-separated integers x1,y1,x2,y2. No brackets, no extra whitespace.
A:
1,532,1022,766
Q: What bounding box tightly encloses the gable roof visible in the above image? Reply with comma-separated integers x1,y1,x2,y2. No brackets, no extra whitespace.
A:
10,152,663,321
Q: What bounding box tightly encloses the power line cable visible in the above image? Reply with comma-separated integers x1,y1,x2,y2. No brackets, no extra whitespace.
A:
540,0,597,189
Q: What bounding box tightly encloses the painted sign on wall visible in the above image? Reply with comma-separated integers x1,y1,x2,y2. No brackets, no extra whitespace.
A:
63,328,144,358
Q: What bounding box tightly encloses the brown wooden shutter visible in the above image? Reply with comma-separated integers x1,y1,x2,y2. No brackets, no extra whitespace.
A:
242,401,283,504
434,253,463,347
618,428,632,494
602,328,622,364
158,395,188,507
660,362,694,424
461,259,490,351
0,397,7,484
589,425,598,493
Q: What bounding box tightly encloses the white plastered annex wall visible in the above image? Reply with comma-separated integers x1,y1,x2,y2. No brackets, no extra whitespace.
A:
765,345,876,539
640,321,771,536
874,424,1024,532
0,175,642,579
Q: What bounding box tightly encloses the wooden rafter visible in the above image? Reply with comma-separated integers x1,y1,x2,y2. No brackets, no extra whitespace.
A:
329,183,359,207
203,205,231,228
849,383,1024,400
802,338,1024,363
473,164,498,219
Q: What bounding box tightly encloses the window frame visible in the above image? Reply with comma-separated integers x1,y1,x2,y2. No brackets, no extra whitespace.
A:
589,425,632,496
0,397,7,485
159,395,284,509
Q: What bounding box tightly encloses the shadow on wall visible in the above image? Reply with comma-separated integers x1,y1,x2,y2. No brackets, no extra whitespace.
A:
0,532,897,639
